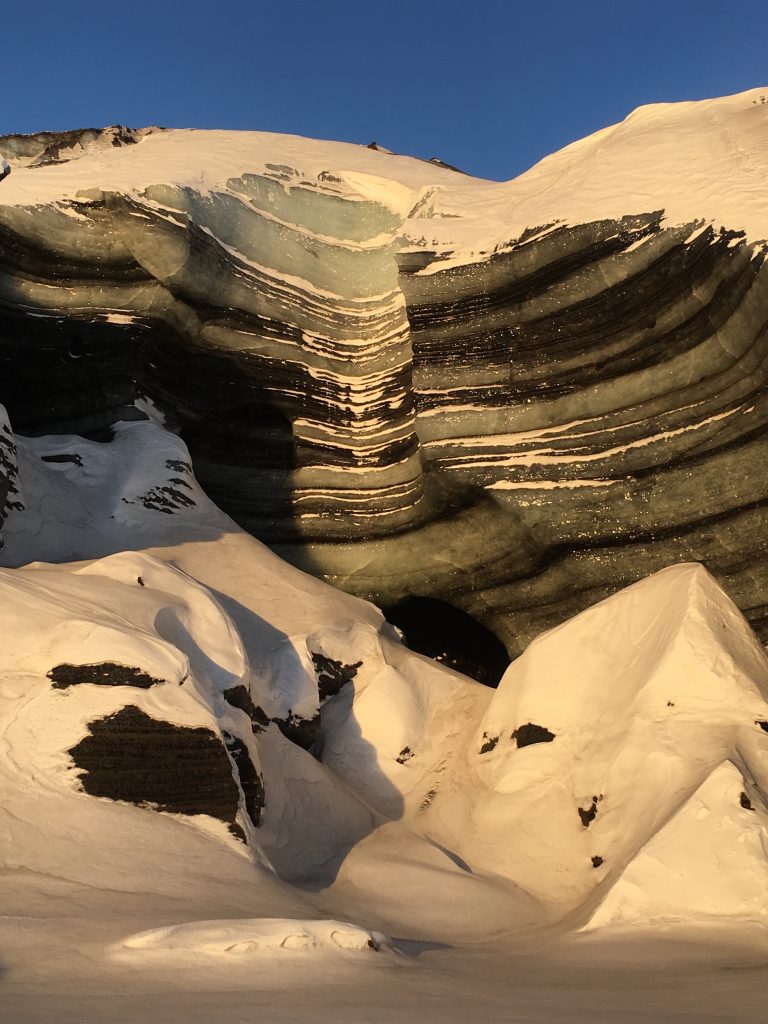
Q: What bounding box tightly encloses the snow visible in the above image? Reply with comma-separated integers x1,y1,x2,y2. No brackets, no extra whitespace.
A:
3,413,768,974
1,88,767,257
115,917,388,956
3,89,768,1021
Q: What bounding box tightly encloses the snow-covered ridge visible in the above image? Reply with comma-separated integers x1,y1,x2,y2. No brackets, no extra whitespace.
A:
1,88,767,241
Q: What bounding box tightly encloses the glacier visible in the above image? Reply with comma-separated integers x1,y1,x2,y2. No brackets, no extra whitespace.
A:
2,89,768,1022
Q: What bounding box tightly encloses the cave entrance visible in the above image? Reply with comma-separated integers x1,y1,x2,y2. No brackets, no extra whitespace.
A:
382,596,509,687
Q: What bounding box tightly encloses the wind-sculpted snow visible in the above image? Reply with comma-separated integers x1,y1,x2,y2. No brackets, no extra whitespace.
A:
2,449,768,940
1,91,768,655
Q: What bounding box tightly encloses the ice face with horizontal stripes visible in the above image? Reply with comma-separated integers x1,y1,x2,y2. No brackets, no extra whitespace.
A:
2,90,768,659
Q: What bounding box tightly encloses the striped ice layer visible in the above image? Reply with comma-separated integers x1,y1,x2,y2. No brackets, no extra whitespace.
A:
0,91,767,653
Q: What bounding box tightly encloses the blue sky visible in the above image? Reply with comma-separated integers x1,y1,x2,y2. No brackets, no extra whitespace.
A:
4,0,767,181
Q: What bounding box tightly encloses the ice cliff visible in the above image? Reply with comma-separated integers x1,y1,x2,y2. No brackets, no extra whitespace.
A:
1,90,768,955
1,88,767,657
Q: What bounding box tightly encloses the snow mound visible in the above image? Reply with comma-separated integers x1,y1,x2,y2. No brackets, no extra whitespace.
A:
117,917,388,956
585,761,768,930
2,398,768,942
451,563,768,921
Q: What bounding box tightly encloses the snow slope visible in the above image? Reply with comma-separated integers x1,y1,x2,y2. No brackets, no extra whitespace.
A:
2,405,768,950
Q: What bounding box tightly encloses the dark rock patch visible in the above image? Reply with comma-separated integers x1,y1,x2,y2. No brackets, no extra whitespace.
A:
228,822,248,843
41,452,83,466
756,721,768,733
591,855,604,868
137,576,145,586
578,796,600,828
740,791,755,810
48,662,166,690
275,712,320,750
396,746,414,765
310,652,362,702
382,596,509,687
125,479,196,515
420,787,438,812
69,705,240,821
479,733,499,754
511,723,556,748
222,732,265,827
223,684,270,733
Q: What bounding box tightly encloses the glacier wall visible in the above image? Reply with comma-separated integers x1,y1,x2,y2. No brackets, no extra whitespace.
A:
1,110,768,656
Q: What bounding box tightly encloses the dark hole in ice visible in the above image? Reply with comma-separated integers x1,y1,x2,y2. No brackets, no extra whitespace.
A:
740,791,754,810
591,856,604,868
382,596,509,687
40,452,83,466
69,705,241,821
48,662,166,690
512,723,556,748
420,787,438,811
756,721,768,733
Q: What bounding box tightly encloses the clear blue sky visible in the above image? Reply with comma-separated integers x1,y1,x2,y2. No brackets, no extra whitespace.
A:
4,0,767,181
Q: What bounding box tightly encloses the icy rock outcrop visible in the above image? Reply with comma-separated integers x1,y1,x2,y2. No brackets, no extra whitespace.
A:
0,404,22,537
1,92,768,652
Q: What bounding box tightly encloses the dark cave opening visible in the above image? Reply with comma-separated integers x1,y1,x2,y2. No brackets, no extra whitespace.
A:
382,596,509,687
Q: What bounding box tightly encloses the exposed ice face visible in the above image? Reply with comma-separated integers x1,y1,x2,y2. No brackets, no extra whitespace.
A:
2,92,768,660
